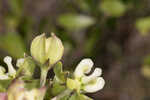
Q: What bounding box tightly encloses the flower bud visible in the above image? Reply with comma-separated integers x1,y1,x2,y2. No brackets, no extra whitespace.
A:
30,34,46,64
46,33,64,65
30,33,64,66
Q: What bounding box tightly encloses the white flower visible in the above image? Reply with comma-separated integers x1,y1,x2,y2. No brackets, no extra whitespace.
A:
0,56,17,80
4,56,16,76
71,58,105,93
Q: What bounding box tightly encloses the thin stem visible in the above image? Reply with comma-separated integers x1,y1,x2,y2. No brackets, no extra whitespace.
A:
51,89,72,100
40,67,48,87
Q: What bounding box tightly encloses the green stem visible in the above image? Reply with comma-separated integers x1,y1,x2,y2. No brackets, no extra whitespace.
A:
40,67,48,87
51,89,72,100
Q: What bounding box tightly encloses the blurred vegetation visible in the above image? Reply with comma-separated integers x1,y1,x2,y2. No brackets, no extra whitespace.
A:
1,0,150,100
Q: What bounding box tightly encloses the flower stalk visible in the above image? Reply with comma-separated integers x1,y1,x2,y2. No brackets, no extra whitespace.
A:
40,66,49,87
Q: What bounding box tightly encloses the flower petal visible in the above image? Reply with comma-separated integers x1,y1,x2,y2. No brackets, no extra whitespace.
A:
4,56,16,76
82,68,102,84
83,77,105,93
0,74,10,80
74,58,93,78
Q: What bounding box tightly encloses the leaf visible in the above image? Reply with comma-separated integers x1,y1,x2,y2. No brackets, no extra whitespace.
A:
0,33,26,58
136,17,150,35
100,0,126,17
9,0,23,16
58,14,95,30
51,80,66,96
141,65,150,79
0,80,12,92
54,61,66,83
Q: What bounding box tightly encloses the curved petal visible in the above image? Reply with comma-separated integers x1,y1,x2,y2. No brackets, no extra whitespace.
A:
3,56,16,76
83,77,105,93
74,58,93,78
82,68,102,84
0,74,9,80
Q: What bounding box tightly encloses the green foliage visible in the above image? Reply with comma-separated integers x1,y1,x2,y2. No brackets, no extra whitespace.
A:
136,17,150,35
58,14,95,30
100,0,126,17
0,33,26,58
0,80,12,92
54,62,66,83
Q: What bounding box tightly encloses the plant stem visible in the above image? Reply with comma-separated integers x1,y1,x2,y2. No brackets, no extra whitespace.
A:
40,67,48,87
51,89,72,100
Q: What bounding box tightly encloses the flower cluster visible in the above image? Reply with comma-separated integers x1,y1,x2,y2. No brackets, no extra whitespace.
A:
0,33,105,100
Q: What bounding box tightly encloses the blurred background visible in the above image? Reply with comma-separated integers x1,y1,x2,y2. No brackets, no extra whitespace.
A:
1,0,150,100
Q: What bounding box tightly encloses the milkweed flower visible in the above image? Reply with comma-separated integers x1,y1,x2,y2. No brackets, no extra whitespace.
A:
0,56,17,80
67,58,105,93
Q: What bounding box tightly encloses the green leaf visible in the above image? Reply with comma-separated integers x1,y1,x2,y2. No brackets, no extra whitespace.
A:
136,17,150,35
51,80,66,96
54,61,66,83
58,14,95,30
0,80,12,92
0,33,26,58
100,0,126,17
9,0,23,16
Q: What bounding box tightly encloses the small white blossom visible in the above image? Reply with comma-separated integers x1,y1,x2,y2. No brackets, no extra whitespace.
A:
68,58,105,93
0,56,17,80
74,59,93,79
4,56,16,76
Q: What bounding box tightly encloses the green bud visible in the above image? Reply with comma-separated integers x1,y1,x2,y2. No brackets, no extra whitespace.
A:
30,34,46,64
46,33,64,65
30,33,64,66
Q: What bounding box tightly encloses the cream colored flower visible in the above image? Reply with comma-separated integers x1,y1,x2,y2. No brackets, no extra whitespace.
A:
67,58,105,93
0,56,17,80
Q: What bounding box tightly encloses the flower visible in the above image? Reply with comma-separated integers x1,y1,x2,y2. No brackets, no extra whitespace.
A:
67,58,105,93
30,33,64,66
0,56,17,80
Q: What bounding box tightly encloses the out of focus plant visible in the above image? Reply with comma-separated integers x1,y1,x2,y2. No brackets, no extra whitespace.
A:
0,33,105,100
58,14,95,31
141,56,150,79
136,17,150,36
100,0,126,17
